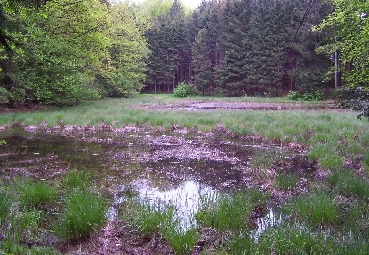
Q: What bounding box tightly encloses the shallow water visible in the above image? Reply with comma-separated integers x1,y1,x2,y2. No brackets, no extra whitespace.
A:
0,128,308,234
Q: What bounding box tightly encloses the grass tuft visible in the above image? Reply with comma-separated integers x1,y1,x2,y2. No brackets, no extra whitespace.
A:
289,192,338,226
16,178,58,210
276,173,299,190
196,189,267,231
56,189,108,240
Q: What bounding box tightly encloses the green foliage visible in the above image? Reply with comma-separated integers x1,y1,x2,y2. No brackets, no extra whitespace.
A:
173,82,197,97
56,190,108,240
61,170,92,191
287,90,326,101
0,191,11,226
17,178,57,210
276,174,299,190
314,0,369,91
196,189,267,231
337,87,369,119
289,192,338,225
162,228,198,255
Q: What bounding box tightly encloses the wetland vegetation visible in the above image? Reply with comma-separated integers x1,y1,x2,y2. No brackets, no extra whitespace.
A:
0,94,369,254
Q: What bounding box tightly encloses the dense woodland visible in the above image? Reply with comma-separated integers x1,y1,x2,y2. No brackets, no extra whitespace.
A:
0,0,368,106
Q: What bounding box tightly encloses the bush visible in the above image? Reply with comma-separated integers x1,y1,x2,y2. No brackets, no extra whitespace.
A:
337,87,369,119
287,90,326,101
173,82,197,97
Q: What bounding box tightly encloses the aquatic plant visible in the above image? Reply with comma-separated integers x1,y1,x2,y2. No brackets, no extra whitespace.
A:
276,173,299,190
0,192,11,226
17,178,58,210
196,189,268,231
289,192,338,226
56,189,108,240
61,170,92,191
257,222,335,254
162,228,198,255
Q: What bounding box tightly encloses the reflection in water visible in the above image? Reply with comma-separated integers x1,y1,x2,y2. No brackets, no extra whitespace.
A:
108,180,216,230
136,180,216,230
252,208,285,243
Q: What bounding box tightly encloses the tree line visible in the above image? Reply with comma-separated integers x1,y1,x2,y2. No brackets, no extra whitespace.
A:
0,0,368,106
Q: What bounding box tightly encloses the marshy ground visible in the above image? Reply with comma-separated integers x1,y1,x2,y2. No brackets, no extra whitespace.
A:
0,95,368,254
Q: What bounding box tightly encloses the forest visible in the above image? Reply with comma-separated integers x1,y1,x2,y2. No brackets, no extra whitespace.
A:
0,0,368,106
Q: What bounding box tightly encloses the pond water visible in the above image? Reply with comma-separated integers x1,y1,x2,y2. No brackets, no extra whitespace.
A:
0,128,303,235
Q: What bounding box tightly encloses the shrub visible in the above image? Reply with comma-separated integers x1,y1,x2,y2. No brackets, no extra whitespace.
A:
287,90,326,101
337,87,369,119
56,190,108,240
173,82,197,97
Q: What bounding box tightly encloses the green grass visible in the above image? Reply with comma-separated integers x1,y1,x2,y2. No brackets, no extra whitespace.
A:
1,95,369,254
276,173,299,190
56,189,108,240
61,170,93,191
163,228,199,255
123,199,198,254
127,200,175,236
0,191,11,226
288,191,338,226
257,222,335,254
329,170,369,199
196,189,268,231
364,151,369,174
16,178,58,210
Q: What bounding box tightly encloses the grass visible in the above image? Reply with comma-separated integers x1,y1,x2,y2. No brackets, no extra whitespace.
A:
276,173,299,190
0,172,108,254
288,191,338,226
123,199,198,254
0,191,11,226
329,170,369,199
1,95,369,254
196,189,268,231
61,170,93,191
56,189,108,240
16,178,58,210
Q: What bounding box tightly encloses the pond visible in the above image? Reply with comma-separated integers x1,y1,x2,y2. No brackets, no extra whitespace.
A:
0,126,307,236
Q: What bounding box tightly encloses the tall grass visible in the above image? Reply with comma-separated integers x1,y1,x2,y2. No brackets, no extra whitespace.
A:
257,222,335,254
61,170,92,191
16,178,58,210
0,192,11,226
55,189,108,240
196,189,268,231
288,191,338,226
276,173,299,190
